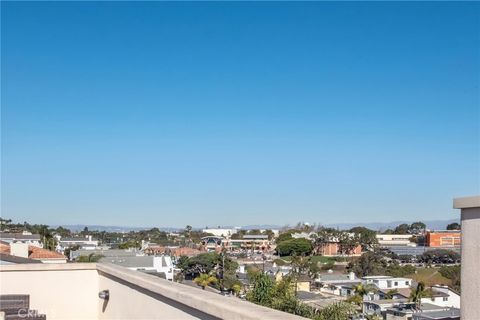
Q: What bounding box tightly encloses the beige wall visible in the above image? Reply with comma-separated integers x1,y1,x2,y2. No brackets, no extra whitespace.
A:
1,263,306,320
454,195,480,320
98,273,203,320
0,264,98,320
460,207,480,320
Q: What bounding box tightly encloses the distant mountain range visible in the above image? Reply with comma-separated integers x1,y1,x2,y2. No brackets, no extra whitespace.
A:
55,218,459,233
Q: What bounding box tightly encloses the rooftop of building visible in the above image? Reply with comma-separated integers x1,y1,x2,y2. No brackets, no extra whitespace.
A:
0,232,41,240
0,241,66,261
0,263,306,320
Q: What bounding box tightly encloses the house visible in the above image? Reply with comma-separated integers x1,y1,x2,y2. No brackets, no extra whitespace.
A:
57,235,99,251
99,255,174,281
412,308,460,320
363,276,412,290
314,272,362,296
420,286,460,309
0,232,42,248
363,298,409,317
0,253,40,265
385,303,459,320
0,241,67,264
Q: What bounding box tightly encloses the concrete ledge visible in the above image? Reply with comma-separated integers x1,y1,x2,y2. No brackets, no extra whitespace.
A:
0,263,98,272
97,263,306,320
453,195,480,209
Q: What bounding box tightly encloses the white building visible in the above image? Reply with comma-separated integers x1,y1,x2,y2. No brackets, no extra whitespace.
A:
57,235,99,251
363,276,412,290
376,234,415,247
0,231,42,248
99,255,174,281
202,228,238,238
421,285,460,309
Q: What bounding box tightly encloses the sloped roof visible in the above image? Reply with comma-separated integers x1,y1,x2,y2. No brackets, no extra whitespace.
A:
0,241,66,260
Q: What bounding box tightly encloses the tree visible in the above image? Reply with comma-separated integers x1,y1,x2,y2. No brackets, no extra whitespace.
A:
231,283,242,296
276,232,293,244
338,232,361,256
410,282,429,308
393,224,410,234
193,273,217,290
314,302,356,320
77,253,104,263
438,265,461,292
276,238,313,256
446,222,461,230
247,272,276,306
418,249,460,264
409,222,426,234
347,252,387,277
349,227,378,251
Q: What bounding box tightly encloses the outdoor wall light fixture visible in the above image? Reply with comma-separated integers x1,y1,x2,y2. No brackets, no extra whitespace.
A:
98,290,110,300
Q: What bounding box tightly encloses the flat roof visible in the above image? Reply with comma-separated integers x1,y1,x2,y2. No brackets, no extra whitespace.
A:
453,195,480,209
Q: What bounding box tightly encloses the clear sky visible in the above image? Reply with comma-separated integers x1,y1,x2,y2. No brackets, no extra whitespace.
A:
2,2,479,228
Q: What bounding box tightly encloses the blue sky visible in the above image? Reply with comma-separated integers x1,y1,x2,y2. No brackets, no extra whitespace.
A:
2,2,479,228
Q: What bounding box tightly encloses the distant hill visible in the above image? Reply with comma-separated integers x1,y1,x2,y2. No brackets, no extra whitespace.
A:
324,219,459,232
55,218,459,233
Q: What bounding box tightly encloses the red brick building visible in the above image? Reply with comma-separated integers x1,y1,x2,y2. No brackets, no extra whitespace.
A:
426,231,461,247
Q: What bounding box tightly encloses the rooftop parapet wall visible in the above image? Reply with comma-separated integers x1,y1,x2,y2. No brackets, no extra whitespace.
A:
0,263,307,320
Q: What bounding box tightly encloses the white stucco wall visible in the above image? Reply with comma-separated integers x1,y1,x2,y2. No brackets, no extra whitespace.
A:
454,195,480,320
0,264,98,320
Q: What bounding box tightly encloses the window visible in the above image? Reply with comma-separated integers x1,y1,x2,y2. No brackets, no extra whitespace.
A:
394,281,398,286
443,297,448,302
405,281,409,285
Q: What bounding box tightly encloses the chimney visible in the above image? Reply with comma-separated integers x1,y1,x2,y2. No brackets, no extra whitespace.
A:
10,242,29,258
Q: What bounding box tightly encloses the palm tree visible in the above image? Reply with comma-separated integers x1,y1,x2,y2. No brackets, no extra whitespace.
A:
410,282,430,309
193,273,217,290
351,283,376,304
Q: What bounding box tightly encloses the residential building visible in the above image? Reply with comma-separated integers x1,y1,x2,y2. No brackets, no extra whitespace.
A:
386,303,459,320
425,231,461,248
0,263,305,320
363,299,409,317
420,286,460,309
412,309,460,320
70,248,142,261
0,241,67,264
363,276,412,290
0,231,42,248
57,235,99,251
376,234,415,247
99,255,174,281
0,253,40,265
314,272,361,296
453,195,480,320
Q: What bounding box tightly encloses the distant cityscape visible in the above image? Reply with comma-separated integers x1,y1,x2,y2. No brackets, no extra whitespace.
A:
0,210,470,320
